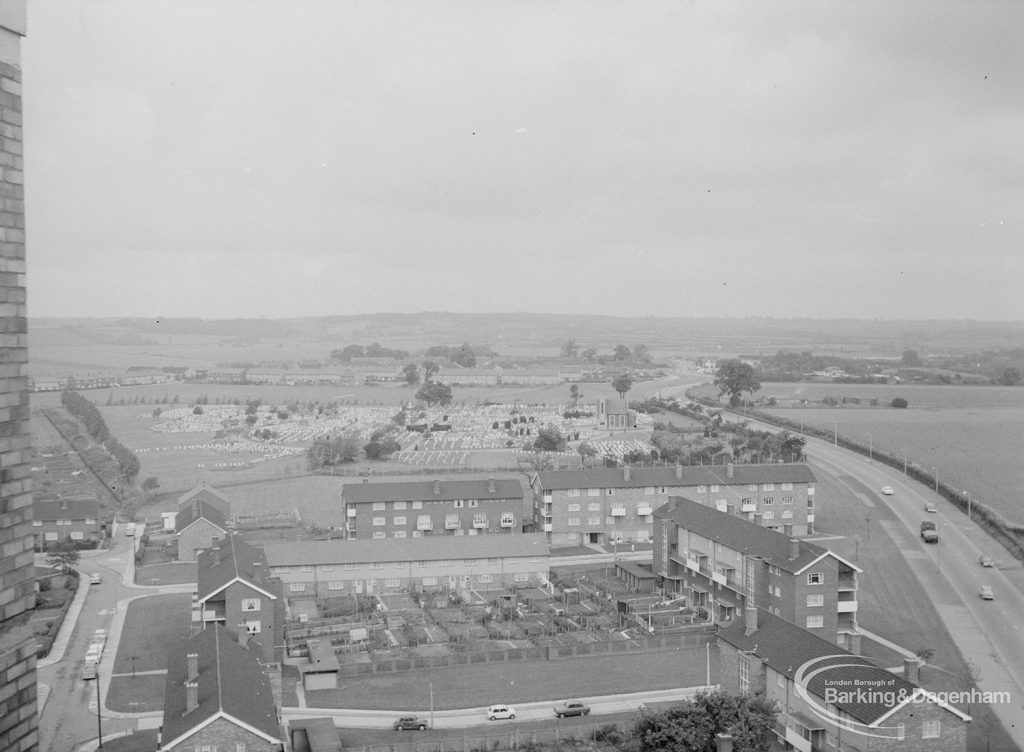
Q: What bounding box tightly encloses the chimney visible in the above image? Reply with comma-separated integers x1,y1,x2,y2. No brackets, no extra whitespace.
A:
726,463,735,479
623,466,631,482
714,733,734,752
433,480,441,495
186,651,199,681
789,539,800,560
675,463,683,480
184,680,199,714
488,477,496,494
744,606,758,636
903,657,920,683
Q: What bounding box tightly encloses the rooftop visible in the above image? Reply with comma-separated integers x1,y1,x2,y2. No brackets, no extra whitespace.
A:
265,533,549,567
534,463,816,490
342,477,524,503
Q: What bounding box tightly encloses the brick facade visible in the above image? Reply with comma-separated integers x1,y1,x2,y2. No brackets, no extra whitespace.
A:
0,5,36,748
169,716,279,752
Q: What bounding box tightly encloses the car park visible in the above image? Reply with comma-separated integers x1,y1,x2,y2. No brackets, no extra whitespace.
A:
487,704,517,720
881,486,894,496
924,502,937,513
393,716,429,731
979,555,995,567
979,586,994,600
554,701,591,718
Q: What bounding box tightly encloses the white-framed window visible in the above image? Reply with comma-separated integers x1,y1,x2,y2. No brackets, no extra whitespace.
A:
272,566,289,574
588,502,601,511
385,578,401,588
568,517,581,526
320,564,334,572
773,585,782,597
740,497,752,505
241,598,261,612
423,577,437,586
568,488,581,497
412,501,423,509
782,510,793,519
487,558,498,565
301,565,313,572
328,581,344,590
606,488,615,496
344,563,358,570
237,743,247,752
825,732,835,748
289,583,305,592
697,485,707,493
416,560,427,568
372,517,385,526
514,572,529,582
394,501,407,510
738,655,750,694
807,572,823,585
31,519,41,527
567,503,580,512
922,720,940,739
393,515,406,525
807,487,815,496
454,499,464,508
644,486,655,495
501,512,515,526
762,483,775,491
762,511,774,520
417,514,431,528
782,483,793,491
445,513,460,527
587,516,601,525
468,499,478,507
763,497,774,505
371,561,383,569
464,558,476,566
806,594,824,607
748,484,757,492
85,518,96,525
395,561,404,567
372,531,385,539
478,574,493,583
806,615,824,628
710,484,719,492
588,488,600,496
776,673,784,687
782,496,793,505
70,531,84,540
439,559,451,567
243,620,261,634
372,501,386,511
393,530,407,538
473,513,487,527
45,532,58,541
771,606,781,616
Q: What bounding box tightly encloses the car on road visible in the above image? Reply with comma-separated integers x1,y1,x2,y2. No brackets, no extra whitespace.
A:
393,716,429,731
924,502,938,513
554,701,591,718
89,573,101,585
124,522,137,537
979,555,995,567
881,486,894,496
920,521,939,543
979,586,995,600
487,704,517,720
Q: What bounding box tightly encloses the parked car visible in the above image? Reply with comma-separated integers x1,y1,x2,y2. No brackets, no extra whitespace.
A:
924,502,937,513
84,644,102,664
979,555,995,567
881,486,894,496
393,716,429,731
487,705,517,720
81,662,97,680
124,522,137,537
89,573,102,585
92,629,107,650
554,701,591,718
979,586,994,600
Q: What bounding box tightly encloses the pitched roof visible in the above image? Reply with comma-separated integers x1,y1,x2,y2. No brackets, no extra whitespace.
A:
534,463,816,491
175,499,228,534
179,484,230,505
265,533,549,567
718,609,969,726
654,497,858,574
197,535,277,602
161,625,281,749
341,477,524,503
32,498,101,520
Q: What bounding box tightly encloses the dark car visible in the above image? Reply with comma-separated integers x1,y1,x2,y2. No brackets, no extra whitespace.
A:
393,716,429,731
554,701,591,718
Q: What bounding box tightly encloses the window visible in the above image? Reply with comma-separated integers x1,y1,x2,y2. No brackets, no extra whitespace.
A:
762,483,775,491
243,620,261,634
372,501,386,511
807,573,823,585
464,558,476,566
568,517,581,526
289,583,305,592
328,581,344,590
782,510,793,519
782,483,793,491
412,501,423,509
896,723,905,741
644,486,654,495
773,585,782,597
588,502,601,511
762,511,774,520
697,485,707,493
806,615,824,628
454,499,464,508
479,574,493,583
922,720,940,739
747,484,757,492
763,497,774,505
658,486,667,494
393,530,407,538
439,559,451,567
806,594,824,607
393,516,406,525
423,577,437,586
445,513,460,528
487,558,498,565
468,499,478,507
416,560,427,568
45,532,58,541
710,484,719,492
776,673,784,687
372,531,385,539
394,501,407,510
771,606,781,616
738,656,750,694
606,488,615,495
70,531,84,540
385,578,401,588
740,497,752,505
588,516,601,525
237,744,247,752
344,563,358,570
371,561,383,569
320,564,334,572
85,518,96,525
514,572,529,582
372,517,385,526
31,519,41,527
782,496,793,505
500,512,515,526
567,503,580,512
588,488,600,496
568,488,580,497
395,561,404,567
241,598,261,612
301,565,313,572
417,514,431,529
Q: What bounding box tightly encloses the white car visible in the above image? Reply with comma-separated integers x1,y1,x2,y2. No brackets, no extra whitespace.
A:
92,629,107,650
881,486,894,496
487,704,517,721
979,586,994,600
84,644,102,664
924,502,938,513
89,573,102,585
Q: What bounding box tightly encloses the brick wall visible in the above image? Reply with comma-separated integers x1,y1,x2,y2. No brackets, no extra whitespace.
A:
174,716,280,752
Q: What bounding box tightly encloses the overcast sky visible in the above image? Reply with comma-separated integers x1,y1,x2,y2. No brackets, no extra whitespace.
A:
21,1,1024,320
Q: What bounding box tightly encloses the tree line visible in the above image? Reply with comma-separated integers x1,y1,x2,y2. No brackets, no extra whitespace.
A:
61,389,141,482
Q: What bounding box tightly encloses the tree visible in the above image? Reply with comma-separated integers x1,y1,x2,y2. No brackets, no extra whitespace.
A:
422,360,440,381
632,343,651,363
533,426,567,452
141,476,160,492
714,360,761,406
632,689,777,752
46,538,81,574
192,405,204,415
581,347,598,362
401,363,420,385
560,338,580,358
998,366,1021,386
891,397,908,408
415,381,453,407
901,349,921,367
331,344,365,362
569,384,580,407
779,432,806,462
611,373,634,399
451,343,477,368
307,431,362,469
613,344,632,361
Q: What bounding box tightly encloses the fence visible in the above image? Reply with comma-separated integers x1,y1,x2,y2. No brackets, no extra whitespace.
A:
350,721,629,752
336,629,716,677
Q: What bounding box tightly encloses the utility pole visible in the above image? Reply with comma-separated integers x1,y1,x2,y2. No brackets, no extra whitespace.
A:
96,671,104,748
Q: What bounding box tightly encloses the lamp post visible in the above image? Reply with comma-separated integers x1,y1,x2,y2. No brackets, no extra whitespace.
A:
901,449,907,476
429,681,434,729
966,491,972,522
833,423,838,448
867,434,873,462
96,670,104,748
131,655,137,679
931,466,939,496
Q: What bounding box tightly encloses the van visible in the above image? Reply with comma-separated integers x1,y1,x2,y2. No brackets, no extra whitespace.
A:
124,523,136,537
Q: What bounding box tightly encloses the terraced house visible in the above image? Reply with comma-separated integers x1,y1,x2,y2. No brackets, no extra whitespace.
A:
340,477,525,539
531,462,817,546
264,533,549,598
653,497,859,648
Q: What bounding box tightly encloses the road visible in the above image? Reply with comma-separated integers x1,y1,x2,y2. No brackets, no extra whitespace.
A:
732,411,1024,740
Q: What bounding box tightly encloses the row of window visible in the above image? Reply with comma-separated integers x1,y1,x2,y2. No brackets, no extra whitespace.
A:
280,556,541,573
288,571,535,592
369,499,496,511
564,483,801,497
32,519,98,526
371,513,514,527
564,502,654,513
566,515,654,526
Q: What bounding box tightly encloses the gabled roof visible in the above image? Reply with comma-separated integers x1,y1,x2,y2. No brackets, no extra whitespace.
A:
197,535,278,603
341,478,524,504
32,498,101,521
534,463,816,491
718,609,969,726
175,500,228,535
266,533,549,568
179,484,230,505
654,497,859,574
161,625,281,749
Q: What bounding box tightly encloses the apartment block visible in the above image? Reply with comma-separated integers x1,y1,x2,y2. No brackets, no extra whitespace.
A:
532,462,817,545
341,477,525,540
653,496,859,647
264,533,549,599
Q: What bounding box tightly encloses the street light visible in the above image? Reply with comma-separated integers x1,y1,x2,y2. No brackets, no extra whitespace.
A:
95,670,104,748
131,655,137,679
833,423,838,448
931,466,939,496
867,434,873,462
901,449,908,476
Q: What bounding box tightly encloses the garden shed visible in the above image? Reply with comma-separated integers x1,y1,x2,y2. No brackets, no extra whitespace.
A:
302,639,340,691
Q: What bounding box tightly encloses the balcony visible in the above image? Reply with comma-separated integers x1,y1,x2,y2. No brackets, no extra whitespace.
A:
837,600,858,613
416,521,433,531
685,558,700,572
346,508,356,517
201,602,226,623
837,573,857,591
540,507,552,519
500,517,515,528
636,505,653,516
445,519,461,530
473,518,488,529
807,513,815,523
543,523,553,532
711,571,727,586
741,503,757,513
610,507,626,517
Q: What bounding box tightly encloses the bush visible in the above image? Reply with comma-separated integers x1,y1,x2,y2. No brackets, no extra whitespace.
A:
891,397,909,408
